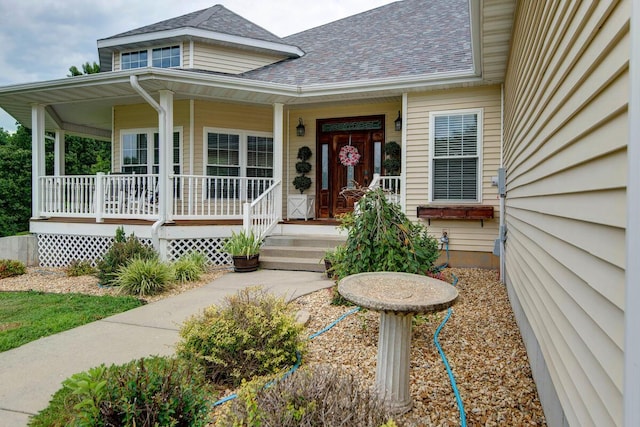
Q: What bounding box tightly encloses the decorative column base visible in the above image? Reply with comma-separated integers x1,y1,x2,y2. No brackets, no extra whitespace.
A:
376,311,413,414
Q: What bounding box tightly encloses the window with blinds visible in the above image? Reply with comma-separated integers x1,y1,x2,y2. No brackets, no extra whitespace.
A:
430,110,482,202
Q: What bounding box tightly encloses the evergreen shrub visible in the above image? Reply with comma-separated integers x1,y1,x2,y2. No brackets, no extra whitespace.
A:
177,286,305,386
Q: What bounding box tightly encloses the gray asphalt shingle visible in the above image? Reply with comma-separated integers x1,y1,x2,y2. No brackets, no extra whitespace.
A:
102,4,283,44
244,0,472,85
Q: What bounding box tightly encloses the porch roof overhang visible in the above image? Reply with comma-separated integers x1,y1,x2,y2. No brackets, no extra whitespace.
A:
0,67,481,140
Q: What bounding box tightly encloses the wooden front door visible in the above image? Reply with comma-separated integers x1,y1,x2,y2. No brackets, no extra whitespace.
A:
316,116,385,218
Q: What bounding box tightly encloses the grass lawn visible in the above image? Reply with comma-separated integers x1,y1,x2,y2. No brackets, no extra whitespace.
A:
0,291,144,352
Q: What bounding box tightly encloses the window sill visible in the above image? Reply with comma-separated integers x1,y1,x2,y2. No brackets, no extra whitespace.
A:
416,205,494,226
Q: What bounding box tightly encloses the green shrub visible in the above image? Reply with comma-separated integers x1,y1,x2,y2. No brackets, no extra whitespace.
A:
114,258,174,297
0,259,26,279
215,364,394,427
96,227,157,286
173,258,202,283
29,357,213,427
331,188,439,279
173,252,208,283
177,287,305,386
65,259,96,277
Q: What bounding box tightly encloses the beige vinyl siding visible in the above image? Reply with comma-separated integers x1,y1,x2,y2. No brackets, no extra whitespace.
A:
192,42,285,74
284,101,402,217
503,0,628,425
405,85,502,252
113,101,191,173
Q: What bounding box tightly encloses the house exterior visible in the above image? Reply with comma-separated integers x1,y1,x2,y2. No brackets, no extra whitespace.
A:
0,0,638,425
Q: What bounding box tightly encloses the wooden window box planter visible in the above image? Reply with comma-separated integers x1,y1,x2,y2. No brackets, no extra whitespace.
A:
416,205,494,226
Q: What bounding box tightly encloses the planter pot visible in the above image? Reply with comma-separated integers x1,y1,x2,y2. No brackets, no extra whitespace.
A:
287,194,315,220
232,254,260,273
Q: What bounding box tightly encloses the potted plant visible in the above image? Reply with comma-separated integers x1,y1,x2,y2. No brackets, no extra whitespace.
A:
223,229,262,272
288,146,315,219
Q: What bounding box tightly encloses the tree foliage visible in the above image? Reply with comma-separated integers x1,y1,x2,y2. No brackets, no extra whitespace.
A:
0,123,111,237
68,62,100,77
0,130,32,236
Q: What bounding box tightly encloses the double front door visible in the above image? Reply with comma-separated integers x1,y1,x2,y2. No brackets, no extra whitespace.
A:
316,116,385,218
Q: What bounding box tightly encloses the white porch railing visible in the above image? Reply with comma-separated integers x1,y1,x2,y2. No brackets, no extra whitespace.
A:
243,180,281,239
99,174,159,220
171,176,275,219
40,175,97,217
368,174,403,205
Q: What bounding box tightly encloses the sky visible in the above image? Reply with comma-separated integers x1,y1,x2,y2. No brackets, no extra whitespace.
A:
0,0,396,132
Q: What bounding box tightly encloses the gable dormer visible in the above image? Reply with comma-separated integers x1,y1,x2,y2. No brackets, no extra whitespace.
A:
97,5,304,75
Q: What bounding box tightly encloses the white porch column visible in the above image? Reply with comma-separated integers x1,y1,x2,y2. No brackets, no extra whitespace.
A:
400,92,408,214
54,129,65,176
31,104,46,219
273,103,284,221
159,90,174,222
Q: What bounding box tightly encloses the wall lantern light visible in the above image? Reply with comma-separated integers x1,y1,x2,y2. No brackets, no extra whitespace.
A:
394,111,402,131
296,118,306,137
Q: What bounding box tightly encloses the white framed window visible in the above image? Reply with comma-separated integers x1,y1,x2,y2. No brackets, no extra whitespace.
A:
429,109,483,202
121,45,181,70
121,128,182,175
204,128,274,198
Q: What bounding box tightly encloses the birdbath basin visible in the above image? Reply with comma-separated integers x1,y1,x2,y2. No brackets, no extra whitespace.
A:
338,272,458,414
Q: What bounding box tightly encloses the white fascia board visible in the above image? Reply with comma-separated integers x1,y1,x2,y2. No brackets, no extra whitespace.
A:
97,28,305,58
297,70,482,97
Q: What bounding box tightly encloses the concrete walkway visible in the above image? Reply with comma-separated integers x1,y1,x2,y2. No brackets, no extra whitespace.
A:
0,269,333,427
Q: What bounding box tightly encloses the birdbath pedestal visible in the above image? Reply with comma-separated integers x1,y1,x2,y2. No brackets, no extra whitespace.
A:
338,272,458,414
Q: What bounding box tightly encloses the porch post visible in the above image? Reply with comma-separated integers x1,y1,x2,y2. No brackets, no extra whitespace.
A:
31,104,46,219
159,90,174,222
54,129,65,176
273,103,284,221
400,92,408,214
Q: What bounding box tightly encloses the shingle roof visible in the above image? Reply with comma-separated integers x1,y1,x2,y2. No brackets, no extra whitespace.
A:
103,4,283,44
243,0,473,85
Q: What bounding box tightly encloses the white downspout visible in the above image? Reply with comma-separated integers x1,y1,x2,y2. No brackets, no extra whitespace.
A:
129,75,166,251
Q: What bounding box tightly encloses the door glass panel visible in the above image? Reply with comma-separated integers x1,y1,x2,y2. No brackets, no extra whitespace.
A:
374,141,381,174
347,166,354,188
322,144,329,190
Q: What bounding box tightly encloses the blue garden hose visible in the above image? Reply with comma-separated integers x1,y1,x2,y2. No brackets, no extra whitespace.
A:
434,243,467,426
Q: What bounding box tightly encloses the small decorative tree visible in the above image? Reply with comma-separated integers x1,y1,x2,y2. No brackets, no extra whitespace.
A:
293,146,312,194
383,141,401,176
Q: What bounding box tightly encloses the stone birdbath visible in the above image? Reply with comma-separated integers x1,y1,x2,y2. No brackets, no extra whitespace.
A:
338,272,458,414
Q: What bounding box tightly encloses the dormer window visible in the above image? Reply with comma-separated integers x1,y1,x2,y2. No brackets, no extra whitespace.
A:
120,45,181,70
122,50,148,69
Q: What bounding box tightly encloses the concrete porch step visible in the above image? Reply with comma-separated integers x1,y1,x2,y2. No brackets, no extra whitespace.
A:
259,234,346,272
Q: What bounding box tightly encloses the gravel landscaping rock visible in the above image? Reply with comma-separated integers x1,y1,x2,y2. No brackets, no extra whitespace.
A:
292,268,547,426
1,266,547,426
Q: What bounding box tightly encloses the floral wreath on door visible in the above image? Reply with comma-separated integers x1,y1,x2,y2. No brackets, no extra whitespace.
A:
339,145,360,167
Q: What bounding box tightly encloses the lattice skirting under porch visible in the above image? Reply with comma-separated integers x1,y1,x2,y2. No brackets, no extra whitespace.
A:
36,234,231,267
167,238,232,266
